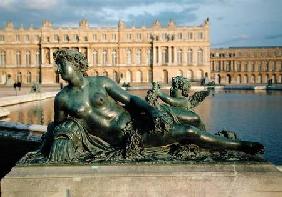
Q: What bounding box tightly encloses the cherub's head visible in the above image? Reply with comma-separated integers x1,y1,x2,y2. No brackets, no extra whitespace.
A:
171,76,191,97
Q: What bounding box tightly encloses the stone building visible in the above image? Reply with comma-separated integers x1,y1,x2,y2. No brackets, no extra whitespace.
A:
0,19,210,85
210,47,282,84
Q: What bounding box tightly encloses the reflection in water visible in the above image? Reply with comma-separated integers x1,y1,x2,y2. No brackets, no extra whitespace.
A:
2,90,282,165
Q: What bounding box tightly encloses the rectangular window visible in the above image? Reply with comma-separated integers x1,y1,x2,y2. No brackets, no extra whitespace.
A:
24,35,30,42
16,34,20,41
0,35,4,41
54,34,59,42
112,34,116,41
198,32,203,40
35,35,40,42
188,32,193,40
64,34,69,42
127,33,132,40
102,34,106,41
136,33,142,40
93,34,97,41
177,33,182,40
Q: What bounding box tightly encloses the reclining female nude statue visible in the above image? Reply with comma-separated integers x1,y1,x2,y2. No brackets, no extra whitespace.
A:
25,49,263,163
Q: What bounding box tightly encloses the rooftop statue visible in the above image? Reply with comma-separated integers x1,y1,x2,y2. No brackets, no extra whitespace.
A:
20,49,264,164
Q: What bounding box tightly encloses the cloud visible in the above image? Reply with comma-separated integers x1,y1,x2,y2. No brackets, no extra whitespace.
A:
265,34,282,40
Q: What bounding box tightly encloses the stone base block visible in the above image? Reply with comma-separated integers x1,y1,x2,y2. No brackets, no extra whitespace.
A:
1,163,282,197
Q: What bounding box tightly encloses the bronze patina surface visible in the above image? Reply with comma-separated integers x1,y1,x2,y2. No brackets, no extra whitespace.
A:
20,49,264,164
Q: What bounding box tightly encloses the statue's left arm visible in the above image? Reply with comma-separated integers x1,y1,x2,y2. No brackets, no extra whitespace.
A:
189,90,209,108
104,77,159,117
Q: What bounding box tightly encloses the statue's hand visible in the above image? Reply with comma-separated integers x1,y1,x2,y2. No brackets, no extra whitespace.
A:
48,137,76,162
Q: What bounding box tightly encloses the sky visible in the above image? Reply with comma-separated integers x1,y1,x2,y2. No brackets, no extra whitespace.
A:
0,0,282,48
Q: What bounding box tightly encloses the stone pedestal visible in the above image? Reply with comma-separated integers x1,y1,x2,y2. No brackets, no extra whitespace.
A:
1,163,282,197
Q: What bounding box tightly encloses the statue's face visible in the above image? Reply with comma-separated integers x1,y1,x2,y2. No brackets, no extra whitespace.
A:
57,59,76,81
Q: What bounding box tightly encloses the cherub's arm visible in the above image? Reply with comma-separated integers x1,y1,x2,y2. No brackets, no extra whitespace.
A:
188,90,209,108
158,91,187,107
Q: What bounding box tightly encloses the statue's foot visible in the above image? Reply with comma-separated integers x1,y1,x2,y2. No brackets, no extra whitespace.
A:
241,141,264,155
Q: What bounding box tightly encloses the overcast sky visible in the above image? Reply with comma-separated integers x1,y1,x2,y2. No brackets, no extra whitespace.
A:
0,0,281,48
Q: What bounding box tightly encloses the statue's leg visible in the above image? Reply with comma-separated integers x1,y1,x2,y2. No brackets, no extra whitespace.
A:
170,124,264,154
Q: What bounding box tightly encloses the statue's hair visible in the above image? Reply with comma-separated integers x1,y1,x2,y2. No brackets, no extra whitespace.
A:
171,76,191,97
53,49,88,76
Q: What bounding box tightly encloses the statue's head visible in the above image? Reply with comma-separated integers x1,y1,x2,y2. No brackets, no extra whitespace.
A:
53,49,89,76
171,76,191,97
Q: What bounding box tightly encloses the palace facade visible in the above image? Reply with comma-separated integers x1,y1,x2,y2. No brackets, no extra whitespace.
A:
0,19,210,85
210,47,282,84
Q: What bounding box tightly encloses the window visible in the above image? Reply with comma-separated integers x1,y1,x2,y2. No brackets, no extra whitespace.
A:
187,49,193,64
0,35,4,41
74,34,79,42
26,51,31,66
127,49,132,65
16,34,20,41
258,64,262,72
93,34,97,41
46,36,50,42
54,34,59,42
27,72,32,83
93,50,98,65
112,34,116,41
188,32,193,40
147,49,152,65
136,33,141,41
198,32,203,40
16,72,22,83
177,49,183,64
177,33,182,40
136,49,141,65
197,49,203,65
0,51,6,65
102,50,107,65
102,34,106,41
162,48,168,64
35,35,40,42
36,51,40,65
16,51,21,65
237,63,241,71
127,33,132,40
244,64,248,72
64,34,69,42
112,50,117,66
84,36,88,41
24,35,30,42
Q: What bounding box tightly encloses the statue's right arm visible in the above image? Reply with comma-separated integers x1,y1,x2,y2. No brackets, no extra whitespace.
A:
54,94,67,124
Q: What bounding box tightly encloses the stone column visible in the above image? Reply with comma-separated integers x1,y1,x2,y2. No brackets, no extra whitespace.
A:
50,48,54,64
183,47,187,65
87,47,91,66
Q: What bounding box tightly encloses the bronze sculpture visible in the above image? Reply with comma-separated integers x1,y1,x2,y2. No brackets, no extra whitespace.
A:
21,49,264,164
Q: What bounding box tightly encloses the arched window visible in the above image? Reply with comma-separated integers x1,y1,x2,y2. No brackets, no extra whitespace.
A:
16,51,21,65
177,70,183,77
237,75,241,84
113,71,118,82
93,50,98,65
126,70,132,82
103,71,108,76
27,71,32,83
136,70,142,82
162,70,168,83
257,75,262,83
17,72,22,83
197,49,203,65
243,75,248,83
112,50,117,66
0,51,6,66
187,70,193,80
136,49,141,65
127,49,132,65
187,49,193,65
36,51,40,65
102,50,107,65
26,51,31,66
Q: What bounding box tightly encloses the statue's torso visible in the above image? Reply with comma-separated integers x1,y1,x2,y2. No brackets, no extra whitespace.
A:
58,78,131,145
